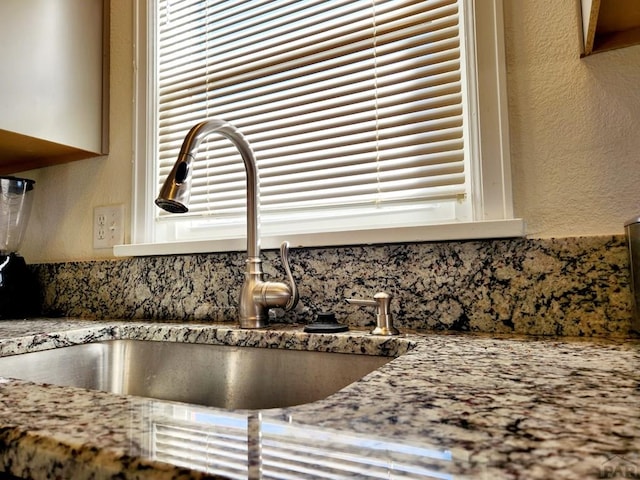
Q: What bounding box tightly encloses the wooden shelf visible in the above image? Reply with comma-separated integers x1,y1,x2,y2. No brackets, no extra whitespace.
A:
581,0,640,55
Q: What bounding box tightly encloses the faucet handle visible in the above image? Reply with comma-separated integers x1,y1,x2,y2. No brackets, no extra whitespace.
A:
280,241,299,311
346,292,400,336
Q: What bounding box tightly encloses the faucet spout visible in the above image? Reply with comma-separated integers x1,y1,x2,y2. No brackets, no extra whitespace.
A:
156,119,260,259
155,119,298,328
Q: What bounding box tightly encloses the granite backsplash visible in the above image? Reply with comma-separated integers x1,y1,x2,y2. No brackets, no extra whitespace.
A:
31,235,634,337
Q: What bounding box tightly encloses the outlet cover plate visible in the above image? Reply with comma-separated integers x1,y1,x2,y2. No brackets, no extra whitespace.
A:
93,205,125,249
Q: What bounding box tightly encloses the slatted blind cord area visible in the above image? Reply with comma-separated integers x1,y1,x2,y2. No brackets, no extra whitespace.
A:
155,0,467,237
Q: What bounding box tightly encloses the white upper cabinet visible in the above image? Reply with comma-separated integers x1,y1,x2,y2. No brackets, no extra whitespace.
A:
0,0,109,173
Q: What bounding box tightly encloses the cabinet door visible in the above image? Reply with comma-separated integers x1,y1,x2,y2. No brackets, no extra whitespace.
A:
0,0,108,172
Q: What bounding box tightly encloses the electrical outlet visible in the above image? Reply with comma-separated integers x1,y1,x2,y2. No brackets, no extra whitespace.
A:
93,205,124,249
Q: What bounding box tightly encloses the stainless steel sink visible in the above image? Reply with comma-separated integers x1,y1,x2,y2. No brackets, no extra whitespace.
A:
0,340,392,409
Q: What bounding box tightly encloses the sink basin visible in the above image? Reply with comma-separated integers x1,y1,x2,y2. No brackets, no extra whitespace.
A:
0,340,392,409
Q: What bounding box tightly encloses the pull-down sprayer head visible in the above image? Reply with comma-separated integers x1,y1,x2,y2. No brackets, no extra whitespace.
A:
155,153,193,214
154,119,231,214
155,118,260,259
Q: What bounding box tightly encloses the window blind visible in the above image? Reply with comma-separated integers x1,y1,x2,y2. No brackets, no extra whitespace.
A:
155,0,466,230
259,419,454,479
152,422,248,480
152,412,249,479
150,410,453,479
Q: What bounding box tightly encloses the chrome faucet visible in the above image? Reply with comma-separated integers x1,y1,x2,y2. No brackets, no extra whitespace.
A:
155,119,298,328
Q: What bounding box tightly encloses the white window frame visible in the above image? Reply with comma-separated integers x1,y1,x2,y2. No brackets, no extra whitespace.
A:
117,0,523,257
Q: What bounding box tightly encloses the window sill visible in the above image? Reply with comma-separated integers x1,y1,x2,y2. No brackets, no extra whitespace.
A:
114,219,525,257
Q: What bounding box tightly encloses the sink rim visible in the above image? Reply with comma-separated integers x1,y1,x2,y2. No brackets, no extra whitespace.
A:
0,334,414,410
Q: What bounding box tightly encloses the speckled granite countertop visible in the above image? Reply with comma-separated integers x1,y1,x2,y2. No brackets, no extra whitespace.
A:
0,319,637,479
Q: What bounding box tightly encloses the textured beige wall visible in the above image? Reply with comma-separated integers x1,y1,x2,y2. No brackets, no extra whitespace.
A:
16,1,640,263
504,0,640,238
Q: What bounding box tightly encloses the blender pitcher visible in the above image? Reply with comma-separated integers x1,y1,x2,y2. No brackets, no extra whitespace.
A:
0,176,38,318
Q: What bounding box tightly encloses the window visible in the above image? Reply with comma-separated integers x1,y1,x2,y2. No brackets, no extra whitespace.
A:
123,0,522,256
